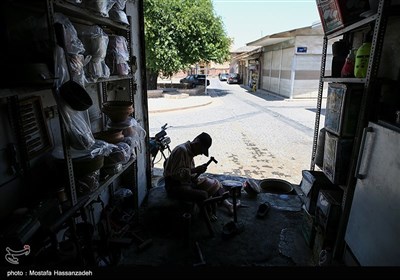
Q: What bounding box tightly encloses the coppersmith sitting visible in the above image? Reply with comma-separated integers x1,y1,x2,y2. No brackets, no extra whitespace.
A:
163,132,233,216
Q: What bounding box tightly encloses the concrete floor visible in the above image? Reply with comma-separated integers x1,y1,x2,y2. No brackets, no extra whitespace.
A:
118,170,316,274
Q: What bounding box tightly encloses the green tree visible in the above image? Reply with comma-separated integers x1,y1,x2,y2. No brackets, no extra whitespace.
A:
144,0,231,89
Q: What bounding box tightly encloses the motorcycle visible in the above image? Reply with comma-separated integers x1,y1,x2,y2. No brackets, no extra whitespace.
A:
149,123,171,166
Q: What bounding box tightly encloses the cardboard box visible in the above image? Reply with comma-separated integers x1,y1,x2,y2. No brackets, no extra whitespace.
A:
315,189,343,236
317,0,345,34
323,131,353,185
325,83,363,138
317,0,370,35
300,170,336,215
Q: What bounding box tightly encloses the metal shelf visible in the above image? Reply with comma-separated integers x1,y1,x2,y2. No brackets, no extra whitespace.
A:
326,14,378,40
48,195,89,232
322,77,366,83
53,0,129,31
312,0,392,260
45,153,136,232
48,0,137,208
83,158,136,207
87,74,134,84
0,87,53,99
0,75,135,98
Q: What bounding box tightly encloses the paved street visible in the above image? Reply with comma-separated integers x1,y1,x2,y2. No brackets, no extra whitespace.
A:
149,78,325,184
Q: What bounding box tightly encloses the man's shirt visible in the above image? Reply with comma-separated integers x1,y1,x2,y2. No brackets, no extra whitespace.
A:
163,141,195,184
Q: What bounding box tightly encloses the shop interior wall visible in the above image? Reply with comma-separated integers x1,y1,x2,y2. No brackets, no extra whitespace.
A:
373,17,400,126
0,105,24,219
379,17,400,80
126,1,149,206
0,89,61,219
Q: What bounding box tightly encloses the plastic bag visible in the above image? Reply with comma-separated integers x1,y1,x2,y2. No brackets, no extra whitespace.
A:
54,13,85,55
106,35,130,76
54,13,87,86
109,6,129,25
58,101,95,150
84,0,117,17
75,24,110,82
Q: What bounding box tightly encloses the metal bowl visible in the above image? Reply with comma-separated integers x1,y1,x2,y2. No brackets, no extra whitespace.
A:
259,178,294,194
93,129,124,144
60,80,93,111
55,155,104,177
102,101,134,123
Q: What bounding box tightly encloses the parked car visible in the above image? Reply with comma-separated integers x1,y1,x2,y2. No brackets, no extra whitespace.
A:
227,73,241,84
179,74,210,88
218,73,229,81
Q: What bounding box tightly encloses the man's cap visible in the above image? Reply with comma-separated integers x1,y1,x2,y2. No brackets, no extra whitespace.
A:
196,132,212,157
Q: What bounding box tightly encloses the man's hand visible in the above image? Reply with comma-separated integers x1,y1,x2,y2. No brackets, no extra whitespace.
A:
194,163,207,174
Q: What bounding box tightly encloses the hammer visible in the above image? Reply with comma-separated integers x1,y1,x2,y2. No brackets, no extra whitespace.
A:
193,156,218,179
206,156,218,166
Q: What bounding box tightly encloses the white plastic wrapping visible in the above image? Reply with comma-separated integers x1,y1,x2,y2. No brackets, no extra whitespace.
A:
54,13,87,86
54,45,94,150
114,0,127,10
60,101,95,150
106,35,130,76
107,117,146,153
75,24,110,82
109,7,129,25
84,0,117,17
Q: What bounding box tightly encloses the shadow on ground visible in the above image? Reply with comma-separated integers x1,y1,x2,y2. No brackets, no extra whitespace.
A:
239,85,286,102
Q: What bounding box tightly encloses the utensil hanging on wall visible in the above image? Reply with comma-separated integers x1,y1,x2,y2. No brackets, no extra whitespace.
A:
54,22,93,111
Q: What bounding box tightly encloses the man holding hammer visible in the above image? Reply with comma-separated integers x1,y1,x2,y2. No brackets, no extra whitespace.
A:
163,132,234,214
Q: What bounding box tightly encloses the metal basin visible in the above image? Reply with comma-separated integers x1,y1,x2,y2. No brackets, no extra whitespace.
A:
259,178,294,194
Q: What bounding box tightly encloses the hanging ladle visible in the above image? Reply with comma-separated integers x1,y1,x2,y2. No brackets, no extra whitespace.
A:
54,22,93,111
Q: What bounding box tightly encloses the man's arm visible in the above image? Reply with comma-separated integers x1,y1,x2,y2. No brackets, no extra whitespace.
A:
191,164,207,176
165,145,192,182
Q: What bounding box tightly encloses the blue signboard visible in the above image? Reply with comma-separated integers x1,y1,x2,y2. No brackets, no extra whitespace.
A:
297,47,307,53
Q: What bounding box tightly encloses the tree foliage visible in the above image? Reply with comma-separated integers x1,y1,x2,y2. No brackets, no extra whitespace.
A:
144,0,231,81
